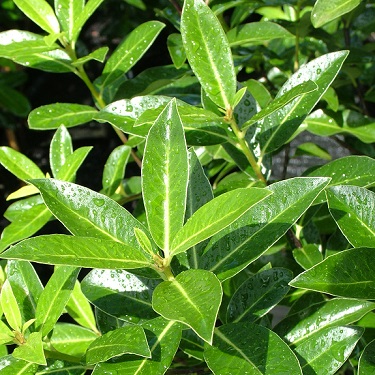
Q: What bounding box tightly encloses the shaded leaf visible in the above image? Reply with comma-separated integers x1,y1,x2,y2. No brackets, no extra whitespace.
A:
358,339,375,374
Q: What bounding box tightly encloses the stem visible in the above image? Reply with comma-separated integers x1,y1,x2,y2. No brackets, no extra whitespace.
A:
294,0,302,72
227,114,266,183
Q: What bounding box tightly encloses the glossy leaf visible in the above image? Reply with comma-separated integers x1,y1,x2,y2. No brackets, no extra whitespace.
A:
201,177,330,280
29,178,151,251
86,326,150,364
51,323,98,358
311,0,362,28
0,355,38,374
152,269,222,344
102,145,131,196
92,317,181,375
180,329,205,360
0,320,13,345
142,99,189,254
55,0,84,42
226,268,293,323
12,331,46,365
327,186,375,248
275,298,375,345
167,33,186,69
358,339,375,374
2,235,153,269
0,280,22,331
170,187,271,256
35,266,79,336
99,21,165,90
28,103,98,130
181,0,236,109
227,21,294,46
293,244,323,270
36,359,87,374
66,281,98,332
81,269,160,321
294,142,331,160
13,0,60,34
72,47,109,67
290,247,375,299
294,326,363,375
204,322,302,374
0,146,44,181
49,125,73,178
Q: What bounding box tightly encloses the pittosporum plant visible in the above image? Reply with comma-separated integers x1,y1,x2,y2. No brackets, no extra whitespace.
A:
0,0,375,374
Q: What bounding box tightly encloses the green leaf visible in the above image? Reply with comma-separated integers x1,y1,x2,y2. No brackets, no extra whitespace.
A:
6,260,43,324
202,177,330,280
0,84,31,117
66,281,98,332
92,317,181,375
290,247,375,299
86,326,150,365
311,0,361,28
227,21,294,46
29,179,151,251
0,320,13,345
13,331,46,365
35,359,87,374
0,280,22,331
294,326,363,375
99,21,165,90
13,0,60,34
359,339,375,374
55,0,85,42
102,145,131,196
327,186,375,248
2,235,153,269
275,298,375,345
56,146,93,181
204,322,302,374
181,0,236,109
0,146,44,181
180,330,205,360
305,155,375,204
227,268,293,323
142,99,189,254
294,142,331,160
242,81,318,131
28,103,98,130
170,187,271,256
167,33,186,69
51,323,98,358
35,266,79,336
71,47,109,67
293,244,324,270
152,269,222,344
0,355,38,374
81,269,160,322
49,125,73,178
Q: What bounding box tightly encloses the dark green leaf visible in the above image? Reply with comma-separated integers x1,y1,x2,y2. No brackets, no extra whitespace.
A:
167,33,186,69
358,339,375,374
0,84,31,117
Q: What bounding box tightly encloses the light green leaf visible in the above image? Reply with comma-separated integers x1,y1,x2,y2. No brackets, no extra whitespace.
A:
66,281,98,333
142,99,189,254
358,339,375,374
204,322,302,374
92,317,181,375
51,323,98,358
0,146,44,181
275,298,375,345
13,331,46,365
55,0,84,42
181,0,236,109
50,125,73,178
311,0,362,28
290,247,375,299
71,47,109,67
152,269,222,344
13,0,60,34
167,33,186,69
327,186,375,248
0,355,38,374
294,142,331,160
227,21,294,46
170,187,271,256
28,103,98,130
294,326,363,375
227,268,293,323
2,235,153,269
81,269,160,321
99,21,165,90
86,326,150,365
29,179,151,251
202,177,330,280
0,320,13,345
56,146,93,181
0,280,22,331
35,266,79,336
102,145,131,196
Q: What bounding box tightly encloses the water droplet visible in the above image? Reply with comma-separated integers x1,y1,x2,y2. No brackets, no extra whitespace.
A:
93,198,105,207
